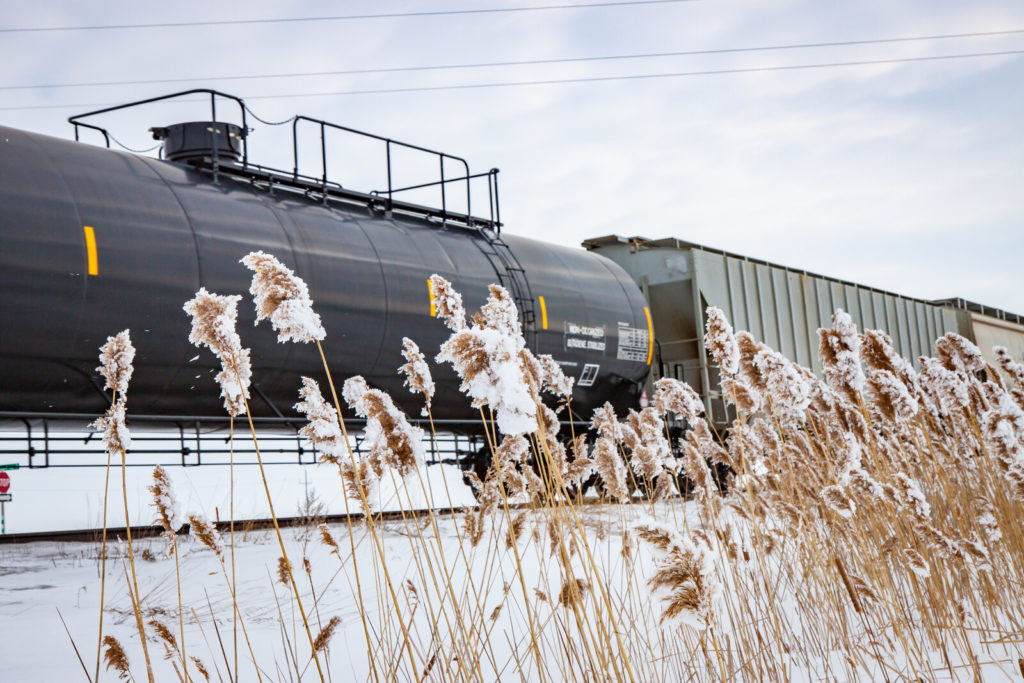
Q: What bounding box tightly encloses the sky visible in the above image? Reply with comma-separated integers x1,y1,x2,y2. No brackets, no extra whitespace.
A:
2,0,1023,313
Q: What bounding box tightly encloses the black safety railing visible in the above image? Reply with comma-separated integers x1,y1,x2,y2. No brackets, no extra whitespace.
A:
0,411,591,469
293,116,460,213
290,115,502,230
68,89,249,183
68,89,502,231
0,412,479,469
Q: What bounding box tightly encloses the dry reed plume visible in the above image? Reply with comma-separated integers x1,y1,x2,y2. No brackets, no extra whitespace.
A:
90,330,154,683
72,265,1024,683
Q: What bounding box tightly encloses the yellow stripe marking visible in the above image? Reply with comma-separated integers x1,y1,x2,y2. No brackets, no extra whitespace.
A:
428,278,437,316
83,226,98,276
538,295,548,330
644,306,654,365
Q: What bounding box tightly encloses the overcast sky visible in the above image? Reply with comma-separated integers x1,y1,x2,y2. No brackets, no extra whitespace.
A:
3,0,1023,313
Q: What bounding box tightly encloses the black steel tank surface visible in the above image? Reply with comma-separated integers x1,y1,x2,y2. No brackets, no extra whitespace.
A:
0,123,652,427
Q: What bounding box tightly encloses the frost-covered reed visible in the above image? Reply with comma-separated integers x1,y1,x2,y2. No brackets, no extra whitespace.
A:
78,263,1024,683
90,329,155,683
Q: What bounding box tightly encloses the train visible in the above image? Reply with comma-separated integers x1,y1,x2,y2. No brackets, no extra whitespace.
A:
587,235,1024,429
0,90,653,434
7,89,1020,465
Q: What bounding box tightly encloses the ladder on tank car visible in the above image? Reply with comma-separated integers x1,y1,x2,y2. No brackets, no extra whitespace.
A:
474,228,538,351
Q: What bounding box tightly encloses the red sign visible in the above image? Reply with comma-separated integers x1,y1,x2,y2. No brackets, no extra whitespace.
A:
0,472,9,494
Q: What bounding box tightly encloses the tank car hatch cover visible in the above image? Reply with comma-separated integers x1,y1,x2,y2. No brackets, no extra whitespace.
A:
150,121,245,163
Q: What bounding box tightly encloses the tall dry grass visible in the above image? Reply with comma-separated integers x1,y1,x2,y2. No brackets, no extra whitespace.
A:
81,258,1024,682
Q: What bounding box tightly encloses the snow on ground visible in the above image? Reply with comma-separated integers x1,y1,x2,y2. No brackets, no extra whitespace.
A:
3,496,1023,681
0,459,477,681
0,425,1021,681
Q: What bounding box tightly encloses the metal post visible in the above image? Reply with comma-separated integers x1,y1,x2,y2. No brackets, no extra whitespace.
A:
21,419,32,469
240,100,249,170
492,169,501,232
292,119,300,181
439,156,446,221
386,141,393,210
179,424,187,467
210,93,219,184
487,174,495,226
320,123,328,201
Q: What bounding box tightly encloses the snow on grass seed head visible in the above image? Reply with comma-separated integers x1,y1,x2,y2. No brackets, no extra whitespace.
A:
343,375,424,478
920,357,971,416
981,391,1024,494
537,353,574,401
399,337,435,411
867,369,918,423
653,377,704,423
295,376,348,465
435,281,537,436
994,346,1024,391
149,464,182,535
752,347,811,428
97,329,135,396
89,397,131,454
821,485,856,519
189,513,224,559
591,402,624,443
705,306,740,376
936,332,985,375
241,250,325,343
818,310,865,402
592,436,629,501
183,288,252,416
429,274,467,331
628,407,675,481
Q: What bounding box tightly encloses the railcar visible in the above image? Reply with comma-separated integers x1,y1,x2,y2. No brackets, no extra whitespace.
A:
586,235,1024,429
0,90,653,439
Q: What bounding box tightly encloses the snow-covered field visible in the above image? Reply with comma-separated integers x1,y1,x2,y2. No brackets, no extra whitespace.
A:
3,493,1023,682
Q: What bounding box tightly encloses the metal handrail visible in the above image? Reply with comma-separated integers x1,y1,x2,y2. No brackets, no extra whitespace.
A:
0,411,589,428
66,89,501,230
68,89,249,170
0,411,590,469
291,114,471,219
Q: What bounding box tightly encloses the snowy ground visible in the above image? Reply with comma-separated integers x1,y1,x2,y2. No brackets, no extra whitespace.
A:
3,498,1023,682
0,456,478,682
1,427,1022,681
